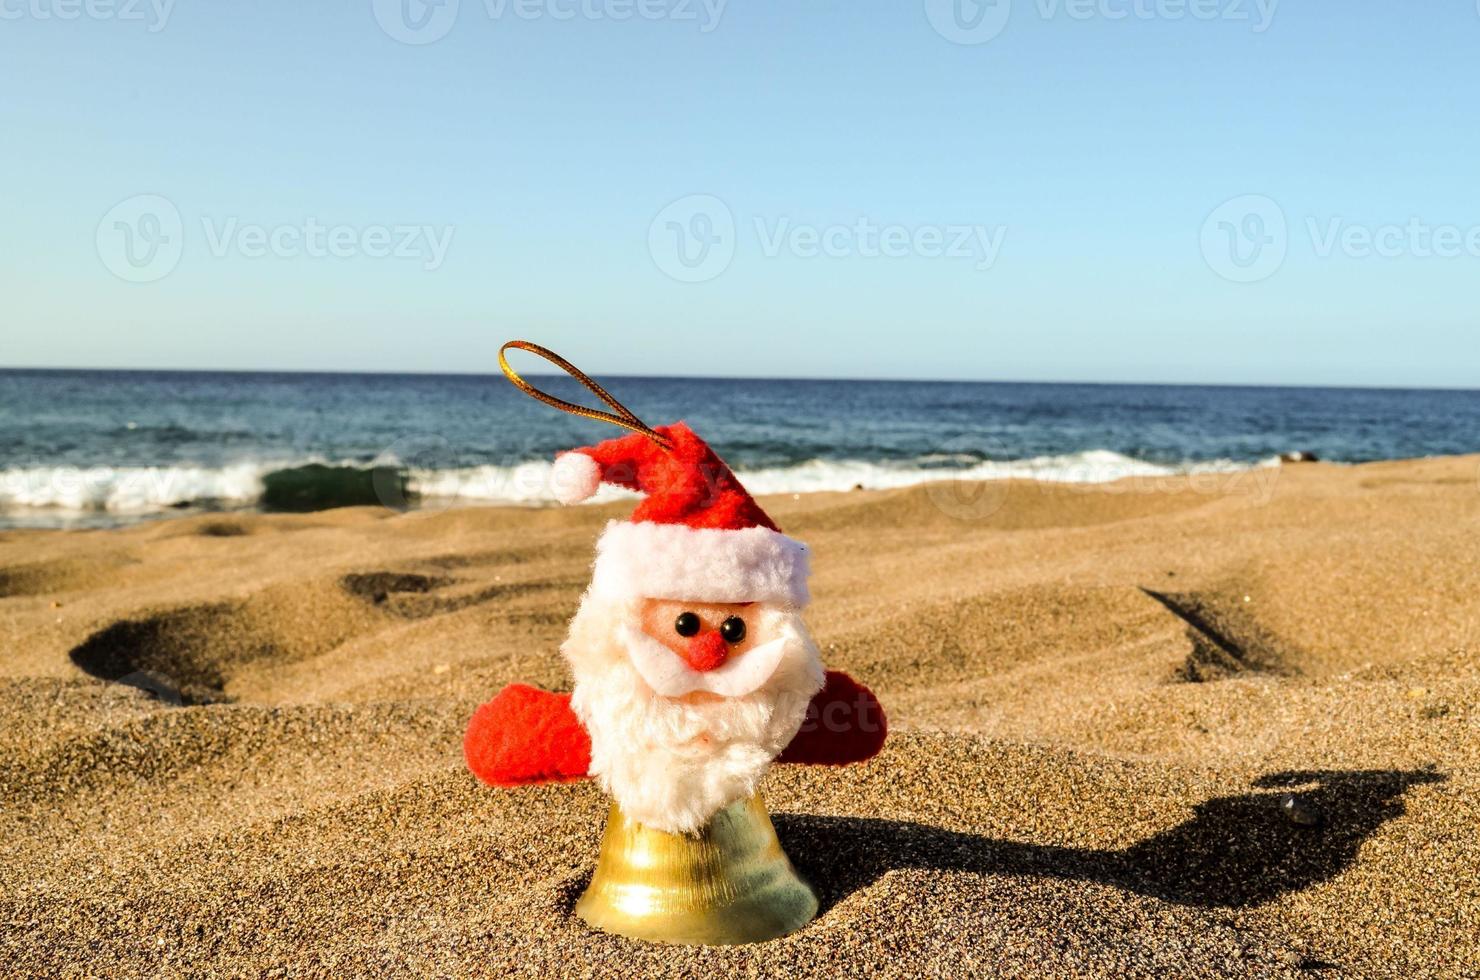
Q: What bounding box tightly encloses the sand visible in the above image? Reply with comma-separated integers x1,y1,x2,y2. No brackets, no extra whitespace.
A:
2,455,1477,977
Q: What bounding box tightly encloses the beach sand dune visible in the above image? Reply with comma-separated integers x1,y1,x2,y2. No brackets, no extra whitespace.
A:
2,456,1477,976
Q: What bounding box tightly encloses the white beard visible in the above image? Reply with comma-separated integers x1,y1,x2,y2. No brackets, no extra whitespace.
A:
565,600,824,835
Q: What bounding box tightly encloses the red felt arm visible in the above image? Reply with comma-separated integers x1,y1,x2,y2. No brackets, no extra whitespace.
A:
778,670,887,766
464,684,592,787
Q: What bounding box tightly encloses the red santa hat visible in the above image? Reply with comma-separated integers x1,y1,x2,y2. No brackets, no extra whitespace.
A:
550,422,810,608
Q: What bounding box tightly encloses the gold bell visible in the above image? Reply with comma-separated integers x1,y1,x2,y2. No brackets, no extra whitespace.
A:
575,792,818,945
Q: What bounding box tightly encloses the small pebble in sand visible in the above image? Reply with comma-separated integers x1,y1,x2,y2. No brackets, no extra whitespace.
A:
1281,794,1322,828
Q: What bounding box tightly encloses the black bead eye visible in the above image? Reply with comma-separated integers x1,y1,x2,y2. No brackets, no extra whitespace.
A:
719,616,746,644
674,612,700,637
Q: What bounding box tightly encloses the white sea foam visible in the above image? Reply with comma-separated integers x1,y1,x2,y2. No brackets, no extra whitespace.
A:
411,450,1279,503
0,451,1280,517
0,462,269,513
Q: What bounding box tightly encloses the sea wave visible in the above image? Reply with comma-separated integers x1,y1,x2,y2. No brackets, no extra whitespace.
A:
0,450,1280,518
0,462,269,513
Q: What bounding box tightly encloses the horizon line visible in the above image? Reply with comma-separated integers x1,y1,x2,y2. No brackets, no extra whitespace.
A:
0,364,1475,394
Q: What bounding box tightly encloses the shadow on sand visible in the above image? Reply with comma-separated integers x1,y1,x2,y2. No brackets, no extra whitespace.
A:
775,768,1443,911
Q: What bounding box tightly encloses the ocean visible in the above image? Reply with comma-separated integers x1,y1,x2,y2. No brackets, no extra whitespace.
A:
1,368,1476,529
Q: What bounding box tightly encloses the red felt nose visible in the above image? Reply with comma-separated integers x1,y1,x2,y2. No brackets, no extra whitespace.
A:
684,631,729,672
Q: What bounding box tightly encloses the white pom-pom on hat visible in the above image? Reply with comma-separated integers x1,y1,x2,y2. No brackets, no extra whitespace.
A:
551,451,602,505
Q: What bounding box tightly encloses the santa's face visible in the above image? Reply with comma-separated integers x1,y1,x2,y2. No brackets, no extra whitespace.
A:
563,592,824,834
626,599,794,700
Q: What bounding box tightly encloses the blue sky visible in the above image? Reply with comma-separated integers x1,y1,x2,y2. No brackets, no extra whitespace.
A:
2,0,1477,386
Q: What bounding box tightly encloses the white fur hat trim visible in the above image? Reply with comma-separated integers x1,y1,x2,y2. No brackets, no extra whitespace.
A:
589,521,810,607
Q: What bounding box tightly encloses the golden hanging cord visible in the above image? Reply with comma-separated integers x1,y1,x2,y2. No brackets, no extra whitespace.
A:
498,340,672,451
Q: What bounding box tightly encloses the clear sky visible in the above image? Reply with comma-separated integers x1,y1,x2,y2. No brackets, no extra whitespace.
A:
2,1,1477,386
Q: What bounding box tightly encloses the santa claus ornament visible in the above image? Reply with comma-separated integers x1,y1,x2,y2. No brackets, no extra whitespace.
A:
464,341,887,945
